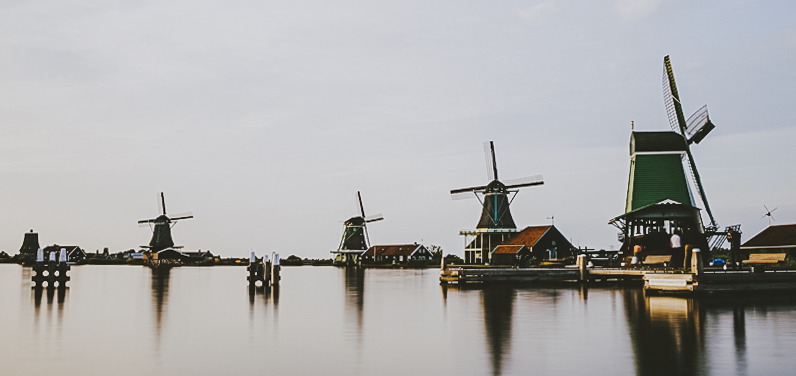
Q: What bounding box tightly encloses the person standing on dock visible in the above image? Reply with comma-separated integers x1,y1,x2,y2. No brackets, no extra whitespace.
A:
727,229,742,268
671,231,682,267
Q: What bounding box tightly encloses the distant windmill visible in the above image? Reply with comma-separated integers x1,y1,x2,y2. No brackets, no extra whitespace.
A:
762,205,778,226
333,191,383,266
138,192,194,252
451,141,544,229
662,55,719,231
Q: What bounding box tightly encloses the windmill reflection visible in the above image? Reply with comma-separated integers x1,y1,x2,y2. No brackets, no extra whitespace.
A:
624,291,706,375
150,267,170,348
481,286,515,376
344,267,365,341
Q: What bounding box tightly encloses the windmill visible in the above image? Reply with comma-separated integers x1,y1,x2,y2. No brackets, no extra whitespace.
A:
332,191,383,266
138,192,194,252
451,141,544,229
662,55,718,232
452,141,543,264
762,205,778,226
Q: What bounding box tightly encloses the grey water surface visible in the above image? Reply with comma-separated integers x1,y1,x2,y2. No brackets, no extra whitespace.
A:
1,264,795,376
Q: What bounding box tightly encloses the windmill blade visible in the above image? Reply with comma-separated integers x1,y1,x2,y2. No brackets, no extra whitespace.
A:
451,185,488,194
138,218,158,224
770,207,778,214
451,191,478,200
170,212,193,219
662,56,687,135
158,192,167,215
483,141,498,181
685,105,709,137
503,174,544,189
365,213,384,223
685,105,715,144
170,215,194,221
357,191,366,218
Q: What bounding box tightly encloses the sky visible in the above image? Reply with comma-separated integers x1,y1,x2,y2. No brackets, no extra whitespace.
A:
1,0,794,258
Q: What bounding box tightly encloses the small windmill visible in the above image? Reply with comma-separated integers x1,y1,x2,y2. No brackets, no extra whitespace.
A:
451,141,544,229
333,192,383,265
662,55,719,231
138,192,194,252
762,205,778,226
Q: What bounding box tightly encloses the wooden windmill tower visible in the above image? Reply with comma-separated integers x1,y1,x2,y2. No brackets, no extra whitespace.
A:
452,141,544,264
138,192,194,253
609,56,721,265
331,191,383,266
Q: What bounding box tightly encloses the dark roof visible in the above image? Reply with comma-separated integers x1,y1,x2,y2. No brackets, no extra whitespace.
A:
364,244,424,257
492,245,528,254
742,224,796,248
502,226,552,247
630,131,686,155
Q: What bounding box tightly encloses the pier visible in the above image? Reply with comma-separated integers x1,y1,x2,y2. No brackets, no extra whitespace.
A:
440,252,796,295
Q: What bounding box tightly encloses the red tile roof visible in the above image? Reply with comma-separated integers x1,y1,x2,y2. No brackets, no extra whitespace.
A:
742,224,796,248
502,226,552,247
492,245,527,254
364,244,424,257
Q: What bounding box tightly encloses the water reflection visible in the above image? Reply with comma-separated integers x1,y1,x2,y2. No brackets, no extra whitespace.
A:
150,266,170,348
481,286,515,376
344,267,365,339
624,291,706,375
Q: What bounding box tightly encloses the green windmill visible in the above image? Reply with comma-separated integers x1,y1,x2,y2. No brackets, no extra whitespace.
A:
610,56,723,264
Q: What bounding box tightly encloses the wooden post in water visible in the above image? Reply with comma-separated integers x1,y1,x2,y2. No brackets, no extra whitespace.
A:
263,254,271,286
47,251,57,287
691,248,703,275
57,248,71,287
247,252,262,287
271,252,281,286
577,254,589,282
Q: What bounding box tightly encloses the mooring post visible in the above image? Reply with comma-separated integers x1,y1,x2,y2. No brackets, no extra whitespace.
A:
691,248,703,275
577,254,589,282
47,251,57,288
271,252,280,286
57,248,70,287
247,252,258,286
32,248,46,288
263,254,271,286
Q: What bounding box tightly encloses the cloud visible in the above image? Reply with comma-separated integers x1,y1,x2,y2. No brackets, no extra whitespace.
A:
517,2,558,22
615,0,663,20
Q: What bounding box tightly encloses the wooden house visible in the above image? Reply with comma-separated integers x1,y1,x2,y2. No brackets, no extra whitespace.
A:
489,225,576,264
43,245,86,263
362,244,432,264
741,224,796,259
183,250,216,265
489,245,531,266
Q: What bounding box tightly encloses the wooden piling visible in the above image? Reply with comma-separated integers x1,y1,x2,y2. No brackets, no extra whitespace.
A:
271,252,281,286
577,254,589,282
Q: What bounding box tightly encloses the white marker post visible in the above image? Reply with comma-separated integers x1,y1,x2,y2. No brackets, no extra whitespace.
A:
271,252,280,286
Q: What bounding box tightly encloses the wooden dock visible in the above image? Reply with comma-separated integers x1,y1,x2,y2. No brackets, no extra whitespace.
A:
440,262,796,295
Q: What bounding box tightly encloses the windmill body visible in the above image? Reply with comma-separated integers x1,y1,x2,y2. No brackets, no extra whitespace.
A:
452,141,543,264
331,192,383,266
138,192,194,266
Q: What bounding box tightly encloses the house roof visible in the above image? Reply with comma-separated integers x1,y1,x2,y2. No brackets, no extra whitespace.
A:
630,131,687,155
492,245,527,254
742,224,796,248
502,226,552,247
364,244,424,257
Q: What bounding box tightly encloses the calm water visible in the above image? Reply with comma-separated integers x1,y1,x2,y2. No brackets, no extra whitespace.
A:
2,264,796,376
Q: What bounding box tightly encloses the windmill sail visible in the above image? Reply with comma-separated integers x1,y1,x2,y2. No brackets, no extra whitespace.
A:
662,55,717,229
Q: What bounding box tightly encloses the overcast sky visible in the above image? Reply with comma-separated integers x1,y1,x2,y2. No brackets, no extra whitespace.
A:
1,0,794,258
